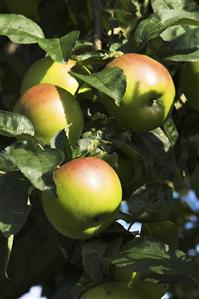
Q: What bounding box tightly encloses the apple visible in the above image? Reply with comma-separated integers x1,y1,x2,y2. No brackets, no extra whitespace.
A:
101,53,175,132
14,83,84,145
180,61,199,110
135,281,168,299
41,157,122,239
5,0,40,21
20,57,79,95
114,154,135,187
80,282,145,299
114,266,168,299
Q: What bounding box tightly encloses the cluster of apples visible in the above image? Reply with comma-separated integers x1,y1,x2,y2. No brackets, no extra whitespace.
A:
14,53,176,240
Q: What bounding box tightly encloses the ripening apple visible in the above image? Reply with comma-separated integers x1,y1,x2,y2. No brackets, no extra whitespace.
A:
101,53,175,132
42,157,122,239
14,83,84,145
180,61,199,110
5,0,40,21
80,283,145,299
20,57,79,95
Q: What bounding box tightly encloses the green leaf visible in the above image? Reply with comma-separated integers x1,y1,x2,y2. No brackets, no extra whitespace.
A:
51,130,72,163
164,49,199,62
82,240,107,281
129,130,176,180
71,67,126,105
110,237,199,284
0,172,31,237
151,0,199,13
163,118,179,146
135,10,199,47
142,220,178,248
0,234,14,278
0,154,17,172
0,14,79,63
2,140,64,190
38,30,80,62
127,182,172,218
0,14,44,43
160,26,199,62
72,130,105,159
0,110,34,137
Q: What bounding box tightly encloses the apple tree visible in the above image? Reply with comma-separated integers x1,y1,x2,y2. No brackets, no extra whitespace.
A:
0,0,199,298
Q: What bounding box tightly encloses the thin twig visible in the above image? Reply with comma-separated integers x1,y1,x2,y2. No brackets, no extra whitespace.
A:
93,0,102,51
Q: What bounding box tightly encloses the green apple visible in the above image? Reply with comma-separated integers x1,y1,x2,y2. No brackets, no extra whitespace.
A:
14,83,83,145
5,0,40,21
80,283,145,299
180,61,199,110
114,154,135,187
101,53,175,132
135,281,168,299
114,266,168,299
21,57,79,95
42,157,122,239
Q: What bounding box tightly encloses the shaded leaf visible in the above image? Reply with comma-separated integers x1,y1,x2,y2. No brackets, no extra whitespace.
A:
71,67,126,105
2,141,64,190
135,10,199,47
164,49,199,62
163,118,179,146
0,110,34,137
110,237,199,284
51,129,72,163
0,172,31,237
128,182,173,218
82,240,107,281
151,0,199,13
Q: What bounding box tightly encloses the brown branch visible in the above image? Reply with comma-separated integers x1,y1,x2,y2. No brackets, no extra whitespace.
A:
93,0,102,51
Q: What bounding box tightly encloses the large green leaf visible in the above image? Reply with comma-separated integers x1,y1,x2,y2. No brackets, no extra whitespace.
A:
1,141,64,190
135,10,199,47
0,14,44,43
110,237,199,284
38,30,80,63
82,240,107,281
164,49,199,62
0,15,79,62
0,110,34,137
151,0,199,13
0,172,31,237
160,26,199,62
71,67,126,105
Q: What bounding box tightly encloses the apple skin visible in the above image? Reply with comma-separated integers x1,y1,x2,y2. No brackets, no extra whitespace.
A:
5,0,40,21
80,283,145,299
180,61,199,110
14,83,84,145
42,157,122,240
21,57,79,95
114,266,168,299
101,53,175,132
115,154,135,187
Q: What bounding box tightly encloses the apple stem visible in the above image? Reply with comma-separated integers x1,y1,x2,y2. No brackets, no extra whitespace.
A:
93,0,102,51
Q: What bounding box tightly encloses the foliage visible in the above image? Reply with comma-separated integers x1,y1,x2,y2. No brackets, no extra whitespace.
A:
0,0,199,298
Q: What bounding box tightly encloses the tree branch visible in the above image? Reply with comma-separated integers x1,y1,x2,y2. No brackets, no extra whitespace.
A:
93,0,102,51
